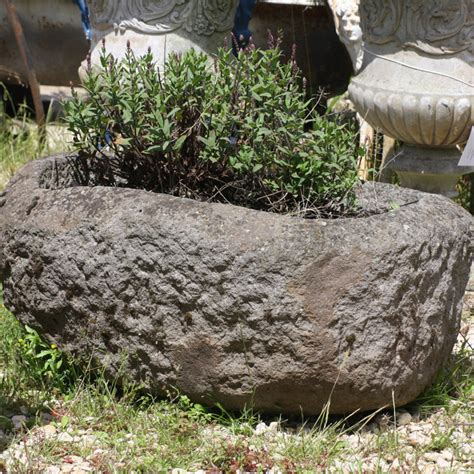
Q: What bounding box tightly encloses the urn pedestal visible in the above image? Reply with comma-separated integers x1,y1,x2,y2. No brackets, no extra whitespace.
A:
81,1,239,77
349,0,474,197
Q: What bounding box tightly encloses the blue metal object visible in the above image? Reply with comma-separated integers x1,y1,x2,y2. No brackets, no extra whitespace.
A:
73,0,91,40
232,0,256,52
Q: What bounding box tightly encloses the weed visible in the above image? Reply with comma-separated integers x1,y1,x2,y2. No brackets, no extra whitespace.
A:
0,287,76,408
413,337,473,415
426,426,456,453
0,85,71,191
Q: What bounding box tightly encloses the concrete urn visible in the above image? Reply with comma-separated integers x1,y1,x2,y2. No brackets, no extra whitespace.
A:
349,0,474,197
82,0,239,76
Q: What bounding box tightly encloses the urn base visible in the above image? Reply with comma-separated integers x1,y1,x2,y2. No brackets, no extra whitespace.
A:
390,146,474,198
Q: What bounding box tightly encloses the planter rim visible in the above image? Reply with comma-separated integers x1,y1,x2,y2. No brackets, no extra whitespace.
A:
2,152,456,225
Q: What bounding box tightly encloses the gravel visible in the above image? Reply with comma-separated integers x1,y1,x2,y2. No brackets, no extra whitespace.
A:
1,374,472,473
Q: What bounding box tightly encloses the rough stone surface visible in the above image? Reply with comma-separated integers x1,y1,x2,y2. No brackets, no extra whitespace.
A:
0,154,472,415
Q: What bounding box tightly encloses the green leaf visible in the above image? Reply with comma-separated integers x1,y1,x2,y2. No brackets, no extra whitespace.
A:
63,42,360,218
60,416,70,429
35,350,53,359
174,135,187,151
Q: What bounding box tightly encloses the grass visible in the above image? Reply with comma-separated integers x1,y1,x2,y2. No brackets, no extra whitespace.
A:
0,104,72,191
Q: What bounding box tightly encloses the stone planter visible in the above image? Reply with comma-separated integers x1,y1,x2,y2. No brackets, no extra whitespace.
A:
82,0,239,76
349,0,474,197
0,154,472,414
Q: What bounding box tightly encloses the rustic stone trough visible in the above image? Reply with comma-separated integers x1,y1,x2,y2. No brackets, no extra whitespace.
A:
0,154,472,414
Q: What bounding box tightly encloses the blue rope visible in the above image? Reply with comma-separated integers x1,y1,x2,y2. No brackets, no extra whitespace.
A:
232,0,256,52
73,0,91,40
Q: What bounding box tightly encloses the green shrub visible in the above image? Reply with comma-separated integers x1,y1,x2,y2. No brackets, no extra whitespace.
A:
0,287,76,394
64,43,362,217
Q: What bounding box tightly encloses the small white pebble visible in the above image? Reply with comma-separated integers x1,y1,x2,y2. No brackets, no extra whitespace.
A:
254,422,268,435
268,421,280,433
408,431,430,446
37,424,57,439
57,432,74,443
397,411,412,426
64,455,84,464
44,467,61,474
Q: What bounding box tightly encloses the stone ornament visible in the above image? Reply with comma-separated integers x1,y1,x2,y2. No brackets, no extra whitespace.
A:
89,0,237,37
360,0,473,56
349,0,474,197
327,0,363,72
81,0,239,78
348,89,472,148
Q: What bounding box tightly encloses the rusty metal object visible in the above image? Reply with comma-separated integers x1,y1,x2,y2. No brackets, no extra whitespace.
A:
3,0,44,130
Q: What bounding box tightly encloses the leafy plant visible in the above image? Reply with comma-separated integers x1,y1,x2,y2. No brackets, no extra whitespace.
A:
64,42,362,217
456,174,473,214
0,287,76,394
16,325,72,389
